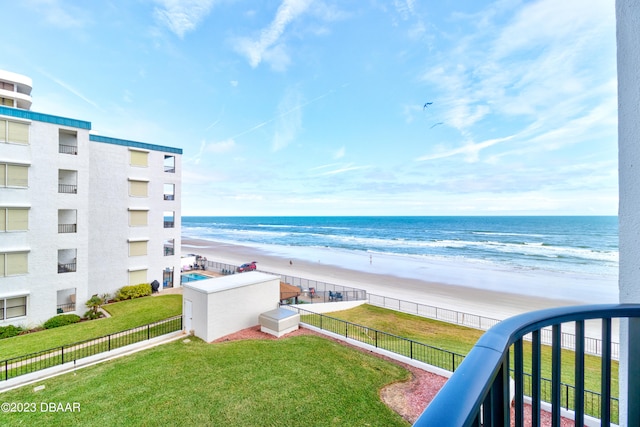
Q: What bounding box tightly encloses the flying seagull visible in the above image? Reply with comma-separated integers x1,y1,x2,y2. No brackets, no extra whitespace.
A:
430,122,443,129
423,102,433,110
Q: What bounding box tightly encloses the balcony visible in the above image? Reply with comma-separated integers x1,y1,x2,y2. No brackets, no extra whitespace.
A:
414,304,640,427
58,184,77,194
57,261,76,273
58,144,77,155
58,223,77,233
163,221,174,229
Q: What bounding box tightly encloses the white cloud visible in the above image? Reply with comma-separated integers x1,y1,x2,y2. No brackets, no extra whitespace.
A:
153,0,216,38
234,0,313,69
333,146,345,159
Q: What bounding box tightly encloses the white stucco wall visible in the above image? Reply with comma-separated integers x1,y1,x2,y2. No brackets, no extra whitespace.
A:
0,118,90,327
88,140,182,296
616,0,640,424
183,272,281,342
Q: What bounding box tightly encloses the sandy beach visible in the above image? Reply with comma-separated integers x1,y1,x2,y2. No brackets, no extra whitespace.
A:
182,237,585,322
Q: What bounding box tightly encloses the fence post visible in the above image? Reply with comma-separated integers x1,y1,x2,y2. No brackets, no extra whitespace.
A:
108,334,111,352
410,341,413,360
5,360,7,381
375,330,378,348
148,324,150,340
61,346,64,364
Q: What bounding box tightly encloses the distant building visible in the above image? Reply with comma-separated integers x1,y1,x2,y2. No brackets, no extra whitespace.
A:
0,69,182,327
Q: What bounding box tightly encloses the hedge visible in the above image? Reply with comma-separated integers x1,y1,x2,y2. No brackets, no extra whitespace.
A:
115,283,152,301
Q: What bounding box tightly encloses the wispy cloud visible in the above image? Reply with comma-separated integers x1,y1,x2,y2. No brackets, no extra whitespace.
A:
26,0,88,29
153,0,216,38
417,0,616,165
313,163,371,176
333,146,345,159
37,68,103,111
234,0,313,70
228,85,339,142
273,87,303,151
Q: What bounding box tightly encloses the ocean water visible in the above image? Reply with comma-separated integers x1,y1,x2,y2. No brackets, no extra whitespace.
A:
182,216,619,303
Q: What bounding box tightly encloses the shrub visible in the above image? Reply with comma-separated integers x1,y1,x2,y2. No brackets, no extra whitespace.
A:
115,283,152,301
43,314,81,329
85,294,104,318
0,325,24,339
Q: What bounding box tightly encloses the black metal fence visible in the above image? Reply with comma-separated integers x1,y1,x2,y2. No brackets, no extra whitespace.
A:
368,293,619,360
0,316,182,382
290,306,465,373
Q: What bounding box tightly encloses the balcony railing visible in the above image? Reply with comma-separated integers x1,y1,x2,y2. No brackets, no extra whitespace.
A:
56,302,76,313
58,223,77,233
164,194,174,200
58,183,77,194
57,262,76,273
164,221,174,228
164,166,175,173
58,144,77,155
164,246,175,256
414,304,640,427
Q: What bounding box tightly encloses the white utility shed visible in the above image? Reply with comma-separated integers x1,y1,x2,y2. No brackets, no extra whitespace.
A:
182,271,280,342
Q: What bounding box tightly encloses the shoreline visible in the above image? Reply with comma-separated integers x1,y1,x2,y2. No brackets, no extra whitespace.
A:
181,237,586,321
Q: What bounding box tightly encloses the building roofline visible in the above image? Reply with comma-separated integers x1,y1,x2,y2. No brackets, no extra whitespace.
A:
0,106,91,130
89,134,182,154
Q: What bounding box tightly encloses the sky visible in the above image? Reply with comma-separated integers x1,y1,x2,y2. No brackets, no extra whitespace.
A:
1,0,618,216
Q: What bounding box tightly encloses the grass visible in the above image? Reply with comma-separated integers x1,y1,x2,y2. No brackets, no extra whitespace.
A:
0,336,410,427
0,295,182,360
326,304,619,420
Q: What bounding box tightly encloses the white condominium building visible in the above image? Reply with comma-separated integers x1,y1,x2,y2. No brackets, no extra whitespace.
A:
0,69,182,327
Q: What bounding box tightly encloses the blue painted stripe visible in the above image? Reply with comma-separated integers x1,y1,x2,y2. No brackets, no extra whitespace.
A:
89,134,182,154
0,106,91,129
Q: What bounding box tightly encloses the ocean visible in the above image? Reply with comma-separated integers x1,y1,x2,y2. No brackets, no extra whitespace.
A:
181,216,619,303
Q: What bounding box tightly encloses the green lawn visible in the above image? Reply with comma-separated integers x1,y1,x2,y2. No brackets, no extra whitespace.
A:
0,295,182,360
326,304,619,418
0,336,410,427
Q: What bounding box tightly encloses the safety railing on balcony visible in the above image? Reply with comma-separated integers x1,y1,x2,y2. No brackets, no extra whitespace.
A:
163,221,174,228
58,183,77,194
58,144,77,155
58,223,77,233
414,304,640,427
57,262,76,273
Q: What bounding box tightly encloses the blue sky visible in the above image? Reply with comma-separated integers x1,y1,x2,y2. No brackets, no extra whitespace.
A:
2,0,618,216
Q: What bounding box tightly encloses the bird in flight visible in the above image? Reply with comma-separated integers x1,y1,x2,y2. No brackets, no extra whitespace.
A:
430,122,443,129
423,102,433,110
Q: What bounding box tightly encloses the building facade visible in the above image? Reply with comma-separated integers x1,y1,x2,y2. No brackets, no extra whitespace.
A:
0,70,182,327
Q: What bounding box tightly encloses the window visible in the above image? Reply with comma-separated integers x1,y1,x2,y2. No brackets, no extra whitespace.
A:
163,183,175,200
130,150,148,167
129,240,148,257
58,209,77,233
129,269,147,285
164,238,175,256
0,252,28,276
164,155,175,173
129,209,148,227
58,169,78,194
164,211,175,228
1,296,27,320
0,208,29,231
129,180,148,197
58,249,77,273
58,129,77,155
0,120,29,144
0,163,28,187
0,98,13,106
